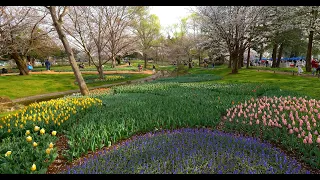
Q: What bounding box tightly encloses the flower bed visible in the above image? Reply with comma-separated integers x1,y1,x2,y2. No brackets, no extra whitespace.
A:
62,128,309,174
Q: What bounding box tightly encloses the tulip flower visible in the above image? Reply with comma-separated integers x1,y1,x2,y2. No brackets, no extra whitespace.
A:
5,151,11,157
26,136,32,142
33,142,38,147
25,130,30,135
303,139,307,144
46,148,51,155
34,126,40,132
49,142,54,148
52,131,57,136
289,129,293,134
40,128,45,135
31,164,36,171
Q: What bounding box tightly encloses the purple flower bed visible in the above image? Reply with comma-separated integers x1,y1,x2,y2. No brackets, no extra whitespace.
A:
62,128,309,174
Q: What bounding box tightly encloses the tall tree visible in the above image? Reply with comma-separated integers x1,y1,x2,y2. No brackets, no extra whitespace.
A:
197,6,266,74
47,6,89,96
0,6,54,75
132,7,161,69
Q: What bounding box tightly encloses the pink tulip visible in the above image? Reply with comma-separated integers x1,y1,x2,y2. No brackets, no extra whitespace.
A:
249,121,252,126
314,130,318,135
308,138,313,144
298,134,301,138
294,128,299,133
256,120,259,124
307,126,311,131
299,127,303,131
278,124,282,128
303,139,307,144
289,129,293,134
313,123,317,127
317,138,320,144
288,124,292,129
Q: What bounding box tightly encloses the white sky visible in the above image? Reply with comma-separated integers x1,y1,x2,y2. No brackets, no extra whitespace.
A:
149,6,194,30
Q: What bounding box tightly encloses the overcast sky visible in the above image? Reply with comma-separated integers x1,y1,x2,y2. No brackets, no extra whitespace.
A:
149,6,194,30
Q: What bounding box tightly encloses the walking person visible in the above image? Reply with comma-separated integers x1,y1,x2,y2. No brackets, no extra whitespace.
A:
152,65,156,73
311,59,317,76
297,60,303,75
45,59,51,71
27,61,33,72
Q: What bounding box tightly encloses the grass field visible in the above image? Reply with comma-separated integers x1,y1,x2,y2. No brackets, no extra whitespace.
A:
189,65,320,99
0,73,150,100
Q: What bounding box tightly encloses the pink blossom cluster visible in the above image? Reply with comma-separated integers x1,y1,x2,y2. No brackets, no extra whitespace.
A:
223,96,320,144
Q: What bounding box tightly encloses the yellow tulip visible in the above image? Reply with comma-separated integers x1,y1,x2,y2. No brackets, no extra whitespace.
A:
33,142,38,147
26,136,32,142
20,124,23,128
49,142,54,148
51,131,57,136
7,129,11,133
45,148,51,155
40,128,45,135
5,151,12,157
31,164,36,171
25,130,30,135
34,126,40,131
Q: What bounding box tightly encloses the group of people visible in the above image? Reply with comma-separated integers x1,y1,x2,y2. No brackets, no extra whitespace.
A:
311,59,320,76
137,64,156,73
27,59,51,72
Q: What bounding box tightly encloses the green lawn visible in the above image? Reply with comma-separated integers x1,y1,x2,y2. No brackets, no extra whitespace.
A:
188,65,320,99
0,73,150,100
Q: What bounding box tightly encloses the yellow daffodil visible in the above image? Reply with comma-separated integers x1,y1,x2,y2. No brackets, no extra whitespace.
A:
33,142,38,147
34,126,40,131
51,131,57,136
25,130,30,135
31,164,36,171
49,142,54,148
40,128,45,135
45,148,51,155
5,151,12,157
26,136,32,142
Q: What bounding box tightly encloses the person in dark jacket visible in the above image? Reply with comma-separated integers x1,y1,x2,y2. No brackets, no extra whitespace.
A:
45,59,51,70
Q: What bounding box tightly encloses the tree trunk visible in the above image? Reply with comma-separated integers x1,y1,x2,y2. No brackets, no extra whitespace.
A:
11,52,29,75
49,6,89,96
86,52,92,67
116,57,121,65
276,43,283,67
111,56,116,68
143,53,147,69
97,66,104,79
306,30,314,72
188,57,192,69
238,47,245,68
259,51,263,61
271,43,278,68
231,51,238,74
198,50,201,67
246,46,251,69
